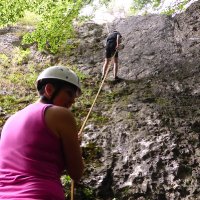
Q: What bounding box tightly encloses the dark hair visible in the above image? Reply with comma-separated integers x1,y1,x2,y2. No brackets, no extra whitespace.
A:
37,78,78,96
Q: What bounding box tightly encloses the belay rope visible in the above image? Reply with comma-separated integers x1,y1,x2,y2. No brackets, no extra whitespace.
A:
70,50,117,200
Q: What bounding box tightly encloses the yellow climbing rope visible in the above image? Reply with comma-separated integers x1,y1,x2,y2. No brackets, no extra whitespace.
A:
70,50,117,200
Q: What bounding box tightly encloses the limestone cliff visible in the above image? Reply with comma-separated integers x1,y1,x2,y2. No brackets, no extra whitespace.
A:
70,1,200,199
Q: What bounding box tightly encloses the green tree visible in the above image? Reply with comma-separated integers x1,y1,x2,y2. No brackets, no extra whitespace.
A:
99,0,193,14
23,0,84,53
0,0,28,26
129,0,191,15
161,0,190,15
0,0,86,53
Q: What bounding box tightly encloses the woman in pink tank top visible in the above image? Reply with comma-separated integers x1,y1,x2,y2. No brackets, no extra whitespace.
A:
0,66,84,199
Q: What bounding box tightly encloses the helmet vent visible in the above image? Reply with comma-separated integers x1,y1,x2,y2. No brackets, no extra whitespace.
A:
66,76,68,79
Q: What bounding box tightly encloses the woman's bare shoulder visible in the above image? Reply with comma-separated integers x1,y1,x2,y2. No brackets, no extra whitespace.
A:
44,106,77,137
46,105,74,119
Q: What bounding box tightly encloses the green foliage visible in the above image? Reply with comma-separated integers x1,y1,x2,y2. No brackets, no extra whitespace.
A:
161,0,189,15
0,62,38,126
0,53,9,67
22,0,84,53
61,172,95,199
17,11,41,26
99,0,110,6
60,174,71,198
156,97,171,106
90,112,109,124
0,0,118,54
0,94,35,126
71,66,88,81
0,0,28,26
7,65,38,89
8,73,24,84
12,47,30,65
0,95,18,113
61,174,71,185
132,0,161,10
82,187,94,199
25,65,39,88
130,0,191,15
83,142,102,164
75,185,95,200
0,0,86,53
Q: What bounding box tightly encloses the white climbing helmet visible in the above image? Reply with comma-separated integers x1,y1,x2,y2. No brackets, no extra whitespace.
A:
37,66,81,94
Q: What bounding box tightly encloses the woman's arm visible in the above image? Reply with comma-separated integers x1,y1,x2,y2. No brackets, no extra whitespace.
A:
116,34,122,49
45,106,84,182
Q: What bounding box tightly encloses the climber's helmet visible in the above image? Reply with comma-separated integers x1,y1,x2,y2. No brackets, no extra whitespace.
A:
37,66,81,102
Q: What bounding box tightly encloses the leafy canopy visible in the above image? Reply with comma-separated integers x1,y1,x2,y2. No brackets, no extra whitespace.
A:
23,1,84,53
99,0,192,14
127,0,191,14
0,0,85,53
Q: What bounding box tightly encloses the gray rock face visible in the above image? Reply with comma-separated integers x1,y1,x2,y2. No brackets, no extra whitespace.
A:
72,1,200,199
72,2,200,82
0,1,199,199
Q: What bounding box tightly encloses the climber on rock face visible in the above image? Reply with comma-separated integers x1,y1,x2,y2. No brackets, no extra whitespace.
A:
102,30,123,80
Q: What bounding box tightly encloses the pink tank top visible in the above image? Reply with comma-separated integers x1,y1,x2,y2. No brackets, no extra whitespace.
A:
0,102,65,199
